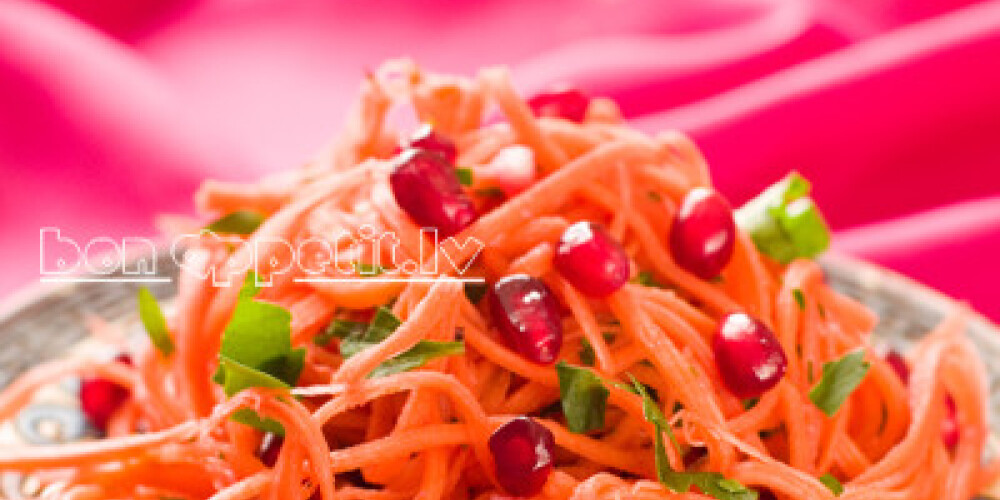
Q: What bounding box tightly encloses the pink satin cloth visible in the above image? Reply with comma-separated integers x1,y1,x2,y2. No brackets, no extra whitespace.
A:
1,0,998,319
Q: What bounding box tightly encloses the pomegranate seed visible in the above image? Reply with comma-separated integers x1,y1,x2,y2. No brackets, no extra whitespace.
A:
712,313,787,399
669,188,736,279
555,222,630,297
489,416,554,497
683,446,708,467
528,87,590,122
390,149,477,238
489,275,563,364
884,350,909,384
80,354,132,432
942,396,960,449
757,490,779,500
260,434,283,467
405,124,457,163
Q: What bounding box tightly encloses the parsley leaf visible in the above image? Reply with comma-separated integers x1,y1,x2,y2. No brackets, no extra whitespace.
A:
633,271,664,288
137,287,174,356
339,307,402,358
792,289,806,311
579,333,615,367
629,376,757,500
809,350,870,416
819,474,844,495
455,167,474,186
205,210,265,235
556,362,610,433
353,262,385,276
474,187,505,198
367,341,465,378
336,307,465,378
735,172,831,263
579,339,596,366
314,318,367,346
214,273,305,433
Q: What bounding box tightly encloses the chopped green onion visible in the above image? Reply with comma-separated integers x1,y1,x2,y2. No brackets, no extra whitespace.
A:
735,172,831,263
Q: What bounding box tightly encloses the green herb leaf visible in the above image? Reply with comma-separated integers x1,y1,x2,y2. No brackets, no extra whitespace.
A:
579,339,596,366
463,282,488,304
629,376,678,452
214,273,305,433
137,287,174,356
314,318,367,346
329,307,465,378
368,341,464,378
474,187,505,198
455,167,474,186
232,408,286,435
819,474,844,496
735,172,831,264
218,356,290,396
634,271,664,288
556,362,609,434
629,376,757,500
205,210,265,235
792,289,806,311
578,333,615,367
339,307,402,358
353,262,386,276
809,350,870,416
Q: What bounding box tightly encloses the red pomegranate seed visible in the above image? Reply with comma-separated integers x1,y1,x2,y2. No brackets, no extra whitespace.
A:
405,124,457,163
528,86,590,122
942,396,959,449
712,313,787,399
80,354,132,432
669,188,736,279
260,434,283,467
554,222,630,297
757,490,779,500
683,446,708,467
489,416,555,497
389,149,477,238
884,350,909,384
489,275,563,364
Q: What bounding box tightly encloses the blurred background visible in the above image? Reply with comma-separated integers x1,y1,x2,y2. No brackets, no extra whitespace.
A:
1,0,998,318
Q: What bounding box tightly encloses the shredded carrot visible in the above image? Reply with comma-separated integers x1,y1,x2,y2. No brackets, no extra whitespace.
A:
0,60,993,500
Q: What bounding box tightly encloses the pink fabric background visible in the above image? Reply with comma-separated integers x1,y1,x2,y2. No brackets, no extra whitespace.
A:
1,0,998,318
